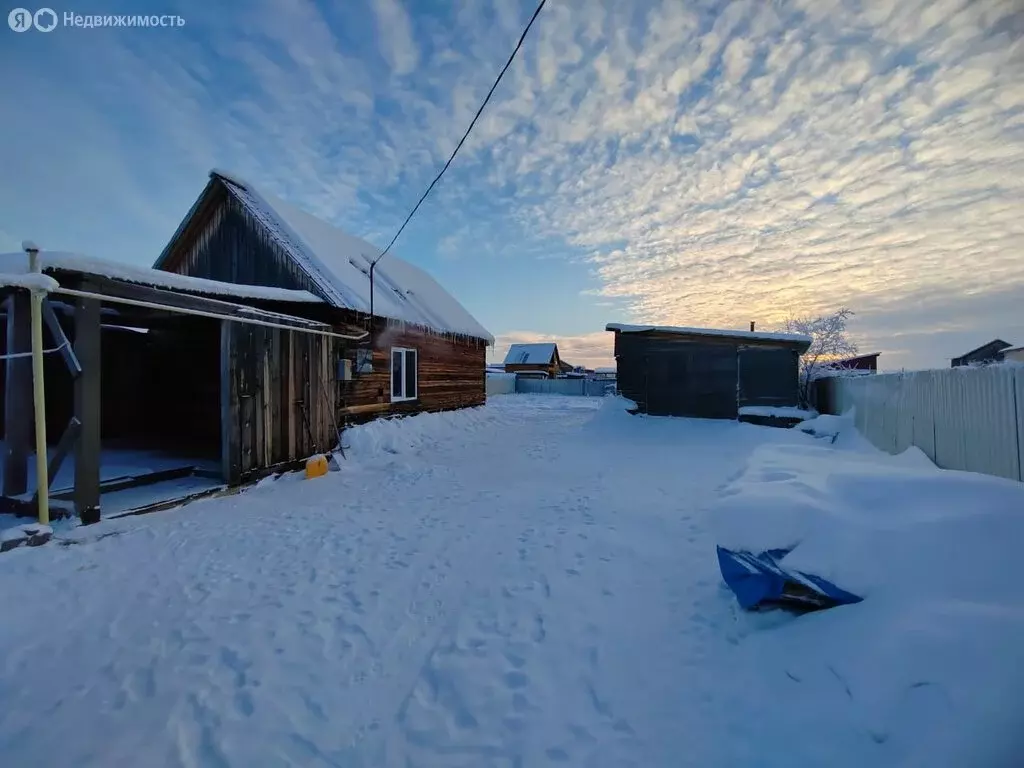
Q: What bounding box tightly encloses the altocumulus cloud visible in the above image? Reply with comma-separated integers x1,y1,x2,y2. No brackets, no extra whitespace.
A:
474,0,1024,368
1,0,1021,370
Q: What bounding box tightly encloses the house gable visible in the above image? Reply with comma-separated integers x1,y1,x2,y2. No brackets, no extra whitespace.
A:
503,343,559,366
156,171,493,343
156,179,321,302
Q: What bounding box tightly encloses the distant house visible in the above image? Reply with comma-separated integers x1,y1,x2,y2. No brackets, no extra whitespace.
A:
592,367,617,381
951,340,1012,367
606,323,811,419
826,353,879,372
1002,346,1024,363
503,343,561,378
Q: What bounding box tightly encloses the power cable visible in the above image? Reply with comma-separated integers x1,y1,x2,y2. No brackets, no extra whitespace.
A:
373,0,547,266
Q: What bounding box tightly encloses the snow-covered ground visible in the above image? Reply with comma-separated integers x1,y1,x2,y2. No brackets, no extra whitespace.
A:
1,396,1021,766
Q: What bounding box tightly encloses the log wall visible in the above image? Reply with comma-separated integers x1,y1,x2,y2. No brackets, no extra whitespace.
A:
339,322,486,422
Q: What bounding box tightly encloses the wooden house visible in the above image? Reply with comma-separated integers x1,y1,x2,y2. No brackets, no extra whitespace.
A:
826,353,880,372
503,343,561,378
951,340,1012,367
158,171,493,472
1,170,491,521
606,323,811,419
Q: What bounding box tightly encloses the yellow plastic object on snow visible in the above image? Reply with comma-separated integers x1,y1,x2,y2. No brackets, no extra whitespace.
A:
305,454,329,479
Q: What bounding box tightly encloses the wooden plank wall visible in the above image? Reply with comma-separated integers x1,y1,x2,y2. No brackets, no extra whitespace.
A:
222,321,340,483
339,323,486,421
159,184,319,298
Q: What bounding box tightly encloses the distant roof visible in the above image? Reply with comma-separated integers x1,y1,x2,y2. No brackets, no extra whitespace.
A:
826,353,880,368
594,366,616,374
605,323,812,349
955,339,1011,360
0,251,323,304
504,342,558,365
185,171,493,342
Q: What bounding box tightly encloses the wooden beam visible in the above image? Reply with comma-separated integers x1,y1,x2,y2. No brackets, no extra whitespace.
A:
74,287,102,523
62,273,330,330
41,298,82,378
3,294,32,496
220,320,241,485
57,465,198,498
32,417,80,505
339,402,391,417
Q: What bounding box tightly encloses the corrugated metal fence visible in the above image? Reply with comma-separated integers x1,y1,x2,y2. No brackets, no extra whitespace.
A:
486,373,516,396
823,366,1024,482
514,378,615,397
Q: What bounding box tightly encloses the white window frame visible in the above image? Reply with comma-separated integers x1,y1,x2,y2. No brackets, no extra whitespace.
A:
390,347,418,402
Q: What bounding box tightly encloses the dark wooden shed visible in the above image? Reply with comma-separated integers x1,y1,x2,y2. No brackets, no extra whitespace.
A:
951,339,1011,367
827,353,880,372
606,323,811,419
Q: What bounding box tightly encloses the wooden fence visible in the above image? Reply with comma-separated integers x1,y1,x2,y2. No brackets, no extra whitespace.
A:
820,365,1024,482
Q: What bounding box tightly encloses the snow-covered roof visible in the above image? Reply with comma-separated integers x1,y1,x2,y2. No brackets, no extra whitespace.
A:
594,366,616,374
503,342,558,365
0,272,59,293
209,170,493,343
0,251,322,304
605,323,812,346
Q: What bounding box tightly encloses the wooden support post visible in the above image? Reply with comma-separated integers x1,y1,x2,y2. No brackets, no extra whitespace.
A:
3,293,32,496
74,287,101,523
42,298,82,378
220,321,240,486
32,416,81,505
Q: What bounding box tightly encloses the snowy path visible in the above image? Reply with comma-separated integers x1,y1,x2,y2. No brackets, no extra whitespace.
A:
0,397,864,765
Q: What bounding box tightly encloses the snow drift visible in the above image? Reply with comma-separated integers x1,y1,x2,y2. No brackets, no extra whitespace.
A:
712,425,1024,764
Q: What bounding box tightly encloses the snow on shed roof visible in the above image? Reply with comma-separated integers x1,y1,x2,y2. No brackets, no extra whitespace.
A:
503,342,558,365
0,272,60,292
210,171,493,343
605,323,812,347
0,251,323,304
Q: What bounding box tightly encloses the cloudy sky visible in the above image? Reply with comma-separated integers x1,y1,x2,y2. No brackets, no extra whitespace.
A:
2,0,1022,369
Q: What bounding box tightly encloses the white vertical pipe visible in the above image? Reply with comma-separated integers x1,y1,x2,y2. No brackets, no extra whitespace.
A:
23,242,49,526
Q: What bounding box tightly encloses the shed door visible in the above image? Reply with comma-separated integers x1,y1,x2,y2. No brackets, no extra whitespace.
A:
737,347,799,408
645,344,737,418
683,345,738,419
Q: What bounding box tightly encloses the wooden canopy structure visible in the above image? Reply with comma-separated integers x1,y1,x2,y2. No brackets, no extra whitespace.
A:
1,256,364,524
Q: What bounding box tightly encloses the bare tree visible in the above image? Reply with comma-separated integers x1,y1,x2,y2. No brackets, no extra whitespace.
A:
781,308,858,406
